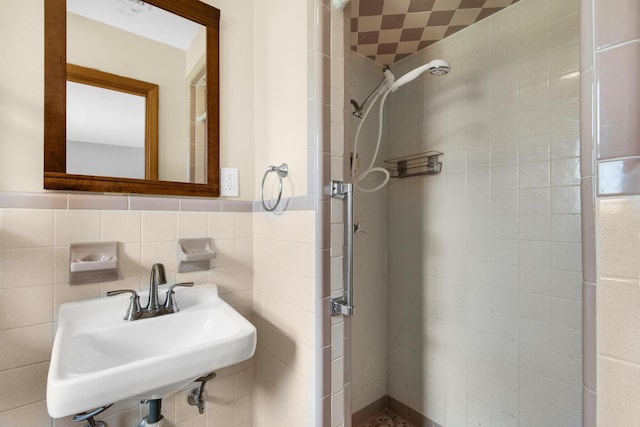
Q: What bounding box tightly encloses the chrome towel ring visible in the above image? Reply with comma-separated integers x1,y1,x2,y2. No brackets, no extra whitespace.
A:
261,163,289,212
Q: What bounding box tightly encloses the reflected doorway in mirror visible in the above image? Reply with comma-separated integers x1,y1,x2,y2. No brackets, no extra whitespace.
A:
66,64,159,180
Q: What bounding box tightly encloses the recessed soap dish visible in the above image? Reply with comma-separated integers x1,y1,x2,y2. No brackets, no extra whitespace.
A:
178,238,216,273
70,242,119,285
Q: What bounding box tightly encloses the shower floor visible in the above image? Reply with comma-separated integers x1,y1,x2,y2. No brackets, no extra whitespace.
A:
357,410,415,427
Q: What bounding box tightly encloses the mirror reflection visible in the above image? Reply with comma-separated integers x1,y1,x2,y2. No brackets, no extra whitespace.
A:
66,0,207,183
67,64,158,180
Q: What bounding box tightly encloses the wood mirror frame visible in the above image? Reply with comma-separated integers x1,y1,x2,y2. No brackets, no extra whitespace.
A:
67,64,159,180
44,0,220,197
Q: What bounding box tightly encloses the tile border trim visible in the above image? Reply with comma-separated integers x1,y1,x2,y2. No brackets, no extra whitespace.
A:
596,157,640,196
0,191,315,213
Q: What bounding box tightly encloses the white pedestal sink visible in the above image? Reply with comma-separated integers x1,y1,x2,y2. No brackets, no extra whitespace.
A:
46,284,256,419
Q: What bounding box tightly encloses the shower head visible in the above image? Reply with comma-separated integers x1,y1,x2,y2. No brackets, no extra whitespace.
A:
389,59,450,92
426,59,451,75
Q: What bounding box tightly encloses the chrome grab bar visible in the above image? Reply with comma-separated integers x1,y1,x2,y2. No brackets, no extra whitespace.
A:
330,180,354,316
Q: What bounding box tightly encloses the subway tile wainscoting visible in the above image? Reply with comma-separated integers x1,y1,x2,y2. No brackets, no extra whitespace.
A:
0,195,317,426
0,198,255,426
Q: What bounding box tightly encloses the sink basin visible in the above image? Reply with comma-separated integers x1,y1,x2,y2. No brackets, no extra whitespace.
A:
47,284,256,418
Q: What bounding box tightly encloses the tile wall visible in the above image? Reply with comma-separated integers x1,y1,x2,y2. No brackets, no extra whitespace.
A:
382,0,582,425
582,0,640,425
328,0,352,426
0,198,254,427
349,53,388,415
1,0,327,425
597,198,640,425
251,210,317,426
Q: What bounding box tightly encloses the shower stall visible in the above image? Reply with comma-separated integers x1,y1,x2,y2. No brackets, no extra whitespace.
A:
346,1,583,426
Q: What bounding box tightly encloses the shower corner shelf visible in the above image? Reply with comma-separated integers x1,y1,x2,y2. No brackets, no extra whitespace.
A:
384,151,443,178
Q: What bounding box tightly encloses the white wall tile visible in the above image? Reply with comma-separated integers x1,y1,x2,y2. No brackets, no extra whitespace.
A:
599,277,640,364
551,214,581,242
373,2,583,425
551,242,582,271
0,248,54,289
0,363,48,412
519,188,550,214
519,161,550,188
53,283,100,320
0,286,53,329
177,212,209,239
54,210,101,246
598,198,640,279
142,211,177,242
209,213,235,240
101,211,141,243
0,324,52,371
599,356,640,426
0,401,50,427
141,242,178,273
1,210,54,249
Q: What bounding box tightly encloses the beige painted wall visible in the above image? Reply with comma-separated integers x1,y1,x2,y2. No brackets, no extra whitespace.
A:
0,0,256,200
253,0,308,200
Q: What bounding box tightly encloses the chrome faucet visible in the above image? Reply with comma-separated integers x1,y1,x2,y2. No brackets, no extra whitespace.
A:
147,263,167,314
107,263,194,321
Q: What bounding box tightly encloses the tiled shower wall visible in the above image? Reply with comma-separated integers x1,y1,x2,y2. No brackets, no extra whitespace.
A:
384,0,582,425
0,199,254,427
349,53,388,415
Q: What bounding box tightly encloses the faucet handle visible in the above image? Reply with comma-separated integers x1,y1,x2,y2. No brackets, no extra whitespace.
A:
107,289,142,321
164,282,195,313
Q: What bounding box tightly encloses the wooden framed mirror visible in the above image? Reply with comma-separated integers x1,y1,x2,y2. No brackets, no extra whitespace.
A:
44,0,220,197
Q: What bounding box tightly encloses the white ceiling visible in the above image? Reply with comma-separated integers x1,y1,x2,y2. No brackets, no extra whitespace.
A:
67,0,201,50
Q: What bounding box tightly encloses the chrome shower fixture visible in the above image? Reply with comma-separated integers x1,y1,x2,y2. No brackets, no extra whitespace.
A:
389,59,450,92
350,58,450,193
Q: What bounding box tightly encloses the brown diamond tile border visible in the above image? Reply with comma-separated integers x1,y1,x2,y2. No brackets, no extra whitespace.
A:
351,0,518,65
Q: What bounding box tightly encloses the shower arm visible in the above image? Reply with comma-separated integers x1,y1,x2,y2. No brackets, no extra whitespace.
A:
351,69,392,118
